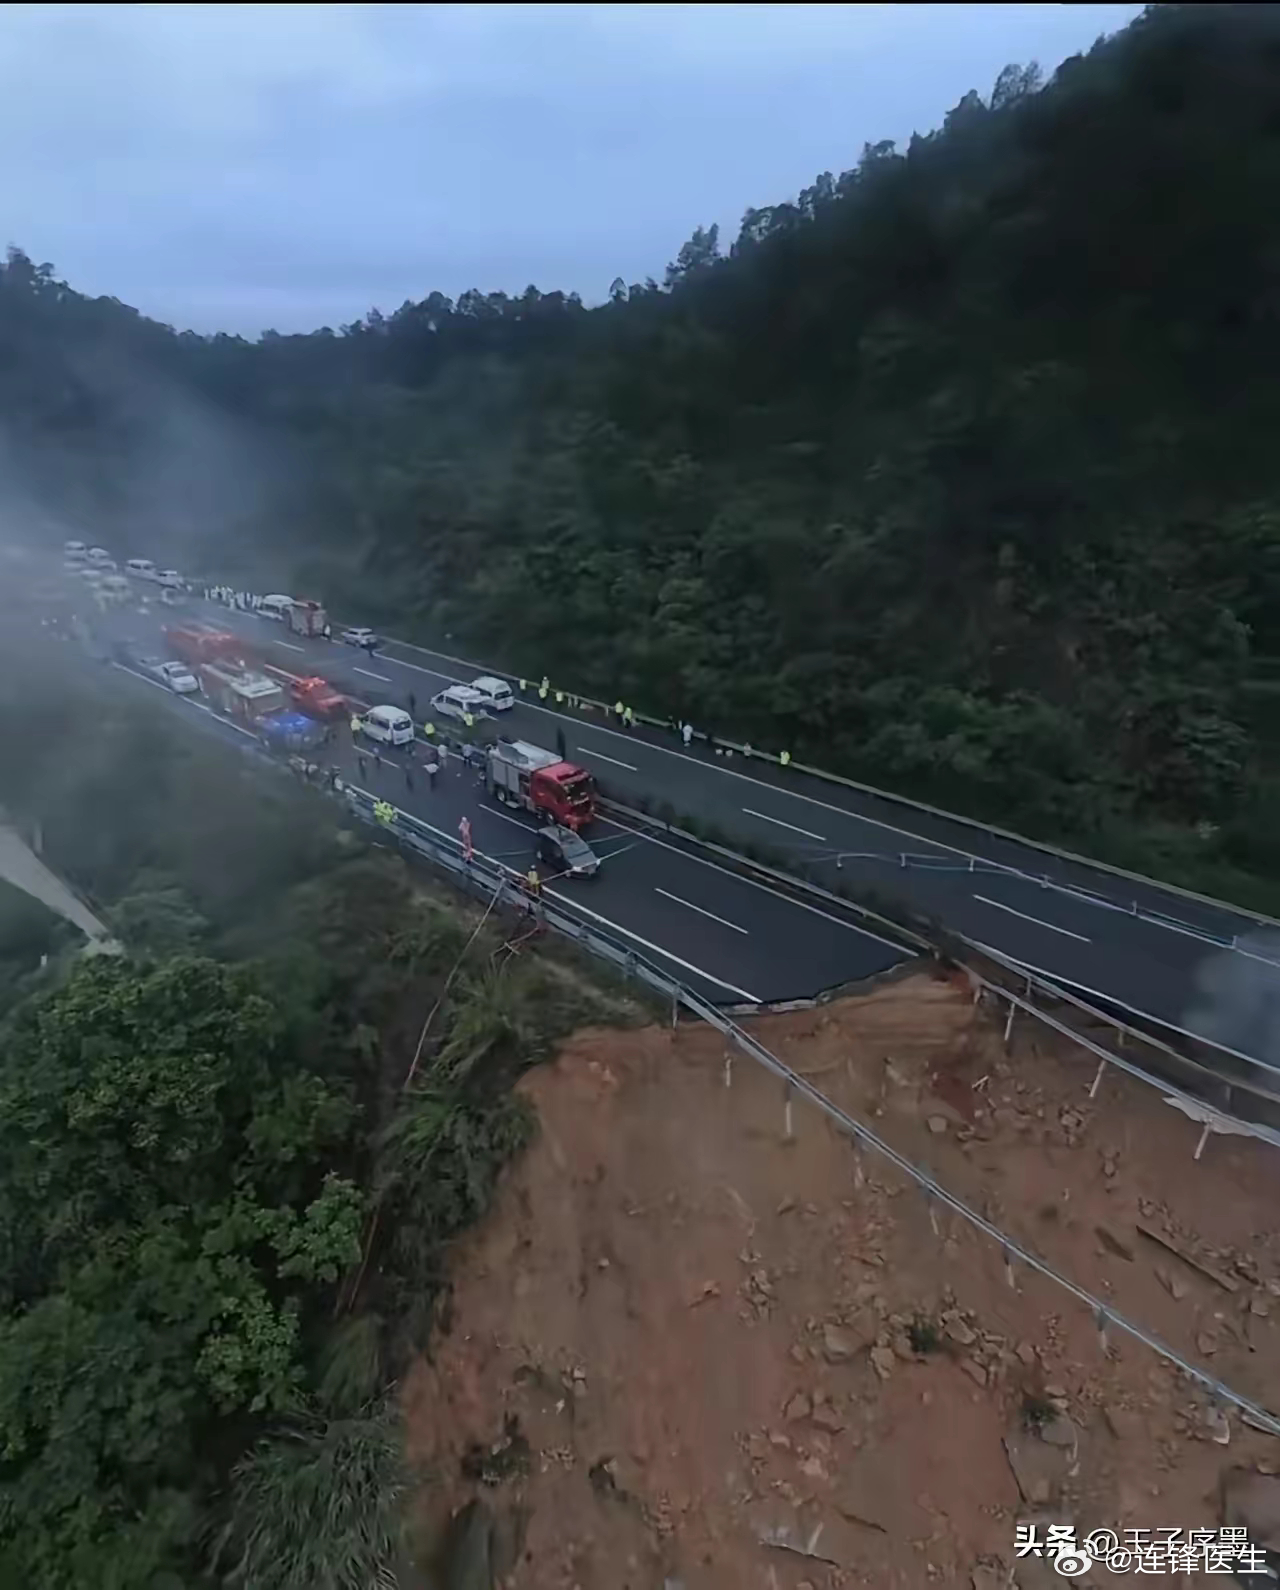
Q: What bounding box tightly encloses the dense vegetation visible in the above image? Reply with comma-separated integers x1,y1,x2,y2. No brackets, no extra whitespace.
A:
2,2,1279,916
0,666,627,1585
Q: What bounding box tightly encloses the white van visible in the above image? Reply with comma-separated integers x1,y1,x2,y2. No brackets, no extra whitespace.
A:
469,675,514,713
431,684,489,723
86,546,113,566
154,568,183,589
63,540,87,563
258,594,294,621
125,558,157,581
360,705,415,747
98,575,131,603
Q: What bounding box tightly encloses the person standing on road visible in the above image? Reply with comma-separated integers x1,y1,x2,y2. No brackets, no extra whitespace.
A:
357,752,368,780
437,741,448,772
404,762,415,793
372,746,382,772
408,691,417,719
350,712,362,740
425,757,438,791
556,726,567,761
682,721,693,750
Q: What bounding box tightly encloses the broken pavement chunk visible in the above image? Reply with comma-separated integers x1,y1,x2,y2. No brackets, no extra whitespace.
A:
822,1323,863,1363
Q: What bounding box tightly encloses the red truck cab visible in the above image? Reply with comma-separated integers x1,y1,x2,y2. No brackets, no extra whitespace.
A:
163,622,246,669
263,666,346,720
487,740,596,830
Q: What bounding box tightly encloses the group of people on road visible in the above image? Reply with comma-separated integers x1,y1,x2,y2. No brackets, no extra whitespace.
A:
205,586,260,611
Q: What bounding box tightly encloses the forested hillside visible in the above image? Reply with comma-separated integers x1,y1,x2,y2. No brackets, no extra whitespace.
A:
0,663,630,1584
3,2,1280,907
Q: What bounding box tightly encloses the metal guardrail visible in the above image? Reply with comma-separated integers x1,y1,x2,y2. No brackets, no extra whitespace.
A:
341,781,1280,1436
598,797,1280,1134
195,589,1280,937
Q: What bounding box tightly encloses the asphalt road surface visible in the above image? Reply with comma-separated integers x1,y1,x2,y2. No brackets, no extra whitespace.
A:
69,622,907,1006
55,583,1280,1056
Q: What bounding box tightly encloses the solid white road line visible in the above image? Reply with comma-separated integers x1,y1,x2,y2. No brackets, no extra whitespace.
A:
742,806,827,843
111,662,168,692
548,888,760,1001
487,808,536,832
347,788,760,1002
972,894,1092,943
353,666,392,682
110,663,260,739
592,814,909,953
580,748,638,771
654,887,748,935
968,937,1280,1080
189,701,260,739
275,640,305,652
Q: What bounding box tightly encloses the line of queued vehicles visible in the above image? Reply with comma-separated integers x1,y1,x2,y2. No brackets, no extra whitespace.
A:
62,541,604,881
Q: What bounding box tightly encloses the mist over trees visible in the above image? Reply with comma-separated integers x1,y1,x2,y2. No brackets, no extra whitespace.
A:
2,1,1279,916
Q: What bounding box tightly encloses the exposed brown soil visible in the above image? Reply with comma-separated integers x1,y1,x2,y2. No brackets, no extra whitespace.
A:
403,965,1280,1589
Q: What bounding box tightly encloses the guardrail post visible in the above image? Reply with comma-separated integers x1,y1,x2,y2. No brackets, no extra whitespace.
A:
671,987,679,1030
723,1051,733,1090
1089,1059,1107,1099
1194,1122,1212,1162
783,1082,795,1144
1003,1001,1016,1049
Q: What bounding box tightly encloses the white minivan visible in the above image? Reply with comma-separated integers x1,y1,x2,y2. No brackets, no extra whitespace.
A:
259,594,295,621
431,685,489,723
125,558,157,581
63,539,88,564
87,546,113,566
469,675,514,713
360,705,415,747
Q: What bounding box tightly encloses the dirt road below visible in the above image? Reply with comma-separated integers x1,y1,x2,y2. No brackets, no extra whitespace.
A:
404,967,1280,1588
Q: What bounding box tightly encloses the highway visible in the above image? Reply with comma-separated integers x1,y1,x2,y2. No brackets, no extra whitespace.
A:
56,613,907,1006
48,580,1280,1052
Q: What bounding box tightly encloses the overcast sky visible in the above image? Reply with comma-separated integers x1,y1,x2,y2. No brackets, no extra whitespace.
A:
1,3,1141,337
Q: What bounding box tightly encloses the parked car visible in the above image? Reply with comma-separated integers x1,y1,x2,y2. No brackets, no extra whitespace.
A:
430,684,489,723
258,594,295,621
469,675,514,713
125,558,157,580
63,540,88,565
140,656,200,694
154,569,184,589
536,824,600,879
358,705,415,746
86,546,113,566
340,626,381,650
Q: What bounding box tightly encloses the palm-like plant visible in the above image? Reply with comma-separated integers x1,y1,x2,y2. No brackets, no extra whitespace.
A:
208,1403,406,1590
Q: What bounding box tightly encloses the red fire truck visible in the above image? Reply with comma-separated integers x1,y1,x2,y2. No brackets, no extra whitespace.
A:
199,660,287,724
163,622,245,669
485,740,596,830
